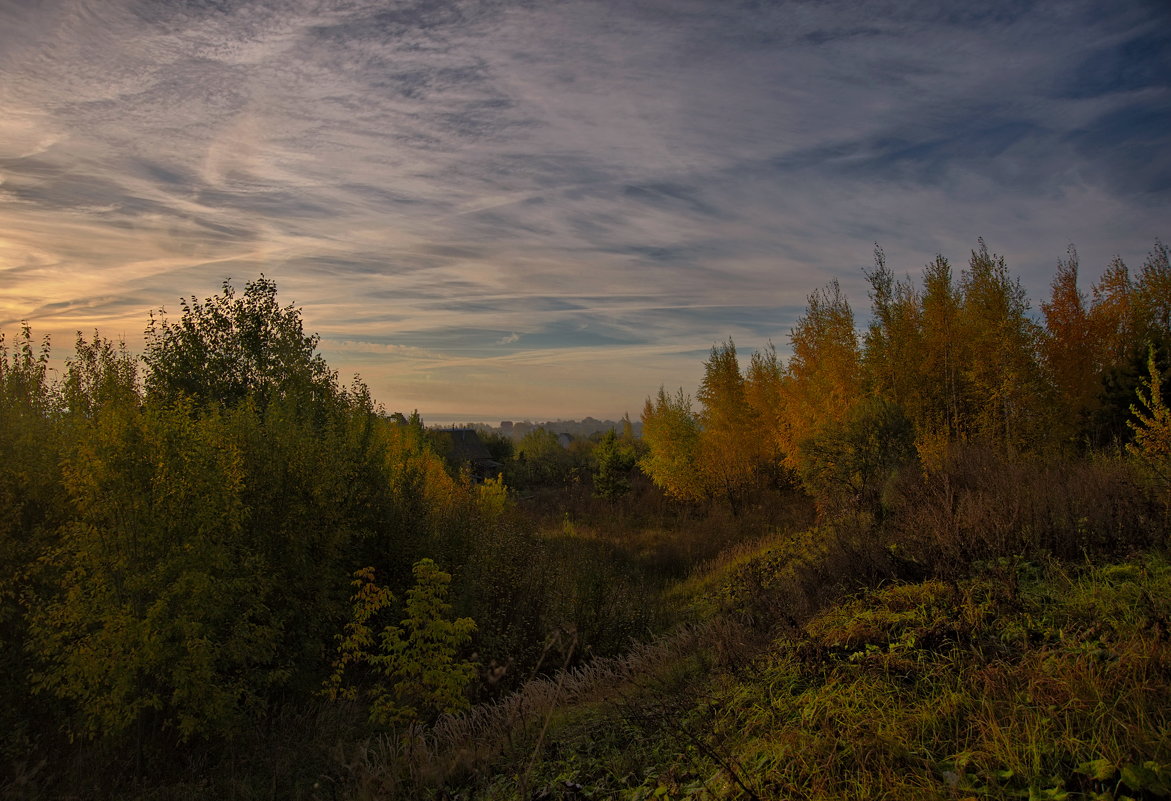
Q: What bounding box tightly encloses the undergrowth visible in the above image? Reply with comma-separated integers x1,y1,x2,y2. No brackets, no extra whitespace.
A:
434,552,1171,800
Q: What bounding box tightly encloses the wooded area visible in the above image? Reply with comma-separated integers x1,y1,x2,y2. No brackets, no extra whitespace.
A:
3,241,1170,799
643,240,1171,517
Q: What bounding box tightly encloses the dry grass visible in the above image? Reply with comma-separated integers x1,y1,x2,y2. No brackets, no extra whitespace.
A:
885,446,1165,574
326,619,738,795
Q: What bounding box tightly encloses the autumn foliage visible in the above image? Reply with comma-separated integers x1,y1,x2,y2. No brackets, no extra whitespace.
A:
0,280,495,756
3,244,1170,798
641,240,1171,514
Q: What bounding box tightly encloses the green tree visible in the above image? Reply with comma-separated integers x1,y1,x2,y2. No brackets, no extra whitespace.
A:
797,397,916,521
143,276,338,415
62,333,139,420
639,387,705,503
511,427,574,487
0,325,64,751
325,561,476,727
29,398,283,741
592,429,637,500
478,429,515,463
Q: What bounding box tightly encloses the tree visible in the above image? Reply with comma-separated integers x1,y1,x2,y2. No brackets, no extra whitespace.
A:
620,412,637,443
29,399,284,741
863,246,924,418
639,387,705,503
63,332,139,420
592,429,637,500
797,397,916,521
1094,243,1171,448
1088,257,1138,445
1091,257,1136,367
744,343,787,482
1127,347,1171,489
510,427,575,487
1134,240,1171,349
143,277,338,414
918,254,967,455
957,240,1047,452
1041,246,1098,446
781,280,862,473
696,340,763,514
325,561,476,728
0,325,64,749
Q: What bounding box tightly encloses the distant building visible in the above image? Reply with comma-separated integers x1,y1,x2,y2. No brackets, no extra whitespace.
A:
432,428,503,482
557,432,573,449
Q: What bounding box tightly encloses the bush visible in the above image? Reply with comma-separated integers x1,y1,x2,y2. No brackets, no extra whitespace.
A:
883,446,1163,576
325,561,477,728
796,397,917,522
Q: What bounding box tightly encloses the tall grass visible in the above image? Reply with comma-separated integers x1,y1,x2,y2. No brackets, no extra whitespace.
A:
325,621,725,795
885,445,1165,575
698,553,1171,800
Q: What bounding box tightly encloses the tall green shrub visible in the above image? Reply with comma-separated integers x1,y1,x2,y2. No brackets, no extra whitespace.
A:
326,560,476,727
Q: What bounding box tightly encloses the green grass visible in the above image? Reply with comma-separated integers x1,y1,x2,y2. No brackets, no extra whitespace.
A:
439,551,1171,801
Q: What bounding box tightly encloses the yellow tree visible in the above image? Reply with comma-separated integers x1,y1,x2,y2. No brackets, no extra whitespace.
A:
781,279,862,473
1095,242,1171,448
1134,241,1171,348
958,240,1048,452
696,340,762,514
1090,257,1135,369
639,387,705,503
1086,245,1171,449
1041,246,1098,446
744,343,787,480
1088,257,1138,444
916,255,967,462
862,245,924,418
1127,347,1171,489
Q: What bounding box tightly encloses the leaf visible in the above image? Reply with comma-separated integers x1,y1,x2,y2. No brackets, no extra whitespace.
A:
1120,762,1170,795
1077,759,1116,782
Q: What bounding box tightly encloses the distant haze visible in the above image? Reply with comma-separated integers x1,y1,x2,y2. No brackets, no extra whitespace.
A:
1,0,1168,419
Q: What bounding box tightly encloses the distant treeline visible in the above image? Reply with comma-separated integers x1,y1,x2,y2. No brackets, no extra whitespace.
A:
463,417,643,442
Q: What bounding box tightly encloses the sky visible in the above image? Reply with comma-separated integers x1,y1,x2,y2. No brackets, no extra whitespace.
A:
1,0,1169,424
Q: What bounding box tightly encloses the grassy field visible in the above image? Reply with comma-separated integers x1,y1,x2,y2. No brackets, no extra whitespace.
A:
429,549,1171,801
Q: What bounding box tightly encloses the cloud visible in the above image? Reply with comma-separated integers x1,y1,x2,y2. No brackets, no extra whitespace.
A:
0,0,1168,418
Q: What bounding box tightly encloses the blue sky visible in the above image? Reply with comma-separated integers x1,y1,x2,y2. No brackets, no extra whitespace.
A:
1,0,1168,422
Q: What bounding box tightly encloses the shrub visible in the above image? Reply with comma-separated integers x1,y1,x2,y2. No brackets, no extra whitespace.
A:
325,561,477,728
883,445,1162,576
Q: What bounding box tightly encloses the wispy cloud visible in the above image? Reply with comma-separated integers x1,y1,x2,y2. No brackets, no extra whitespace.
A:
1,0,1168,419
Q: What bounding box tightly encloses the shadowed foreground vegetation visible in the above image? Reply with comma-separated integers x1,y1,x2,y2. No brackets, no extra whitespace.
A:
3,240,1171,799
